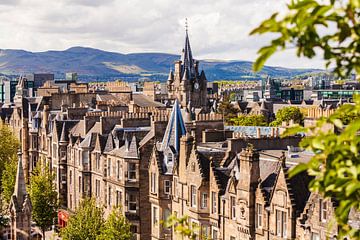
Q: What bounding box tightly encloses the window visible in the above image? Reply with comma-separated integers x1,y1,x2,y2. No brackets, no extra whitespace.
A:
191,162,196,172
164,180,171,195
201,225,209,239
78,176,82,193
212,228,218,240
52,143,57,159
211,192,217,214
95,179,100,197
69,170,72,185
130,225,137,234
174,178,179,197
107,159,111,177
320,199,327,222
201,193,208,209
230,196,236,219
82,150,89,165
96,153,100,170
116,161,121,180
152,206,158,225
128,193,137,212
276,210,287,238
163,209,171,222
311,232,320,240
167,153,173,163
230,237,236,240
191,185,197,207
69,194,72,209
108,186,112,206
128,163,136,180
116,190,122,207
150,173,157,193
256,203,263,228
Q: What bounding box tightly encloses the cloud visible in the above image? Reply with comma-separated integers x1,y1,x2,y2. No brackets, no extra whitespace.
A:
0,0,326,69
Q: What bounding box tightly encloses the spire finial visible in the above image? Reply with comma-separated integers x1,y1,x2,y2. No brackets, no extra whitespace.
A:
185,18,188,33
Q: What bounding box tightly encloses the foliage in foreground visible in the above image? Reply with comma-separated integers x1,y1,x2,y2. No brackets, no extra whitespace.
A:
28,162,58,238
283,97,360,238
61,198,133,240
251,0,360,238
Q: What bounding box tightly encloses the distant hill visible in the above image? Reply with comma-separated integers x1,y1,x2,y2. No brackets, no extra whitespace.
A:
0,46,324,81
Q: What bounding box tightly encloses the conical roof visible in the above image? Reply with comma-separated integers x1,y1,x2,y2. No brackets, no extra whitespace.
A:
160,99,187,153
181,30,195,78
13,152,27,205
60,122,67,143
167,70,174,82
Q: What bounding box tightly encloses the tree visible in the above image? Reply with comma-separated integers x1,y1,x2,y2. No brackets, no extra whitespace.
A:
163,215,201,240
217,95,240,122
1,155,17,204
28,162,58,239
251,0,360,79
229,114,268,126
251,0,360,238
96,207,133,240
270,106,304,126
0,123,19,182
61,198,104,240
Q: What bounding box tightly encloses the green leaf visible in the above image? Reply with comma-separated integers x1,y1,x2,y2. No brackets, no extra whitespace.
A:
288,163,308,178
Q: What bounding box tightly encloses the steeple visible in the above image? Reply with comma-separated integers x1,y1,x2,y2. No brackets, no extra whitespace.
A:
160,99,187,153
60,122,67,143
9,151,32,240
181,19,195,78
13,151,27,205
167,69,174,82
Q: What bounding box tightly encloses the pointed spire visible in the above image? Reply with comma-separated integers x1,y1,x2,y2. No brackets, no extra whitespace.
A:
167,69,174,82
60,122,67,143
182,68,189,81
181,21,195,78
13,151,28,206
160,99,187,153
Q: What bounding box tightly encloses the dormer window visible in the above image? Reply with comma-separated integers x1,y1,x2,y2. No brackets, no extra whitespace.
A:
167,153,173,163
191,162,195,172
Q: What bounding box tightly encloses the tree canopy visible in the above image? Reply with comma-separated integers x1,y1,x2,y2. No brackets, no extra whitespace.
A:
96,207,133,240
61,198,133,240
28,162,58,239
270,106,304,126
229,114,268,126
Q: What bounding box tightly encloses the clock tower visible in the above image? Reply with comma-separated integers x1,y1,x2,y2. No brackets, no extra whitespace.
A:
167,26,208,110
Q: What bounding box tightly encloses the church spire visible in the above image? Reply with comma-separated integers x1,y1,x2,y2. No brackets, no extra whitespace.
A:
181,19,195,78
13,151,28,206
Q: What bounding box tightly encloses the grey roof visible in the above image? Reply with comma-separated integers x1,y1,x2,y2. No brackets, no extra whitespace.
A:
132,93,165,107
13,153,27,206
79,132,97,148
181,30,196,78
104,133,115,153
160,99,186,153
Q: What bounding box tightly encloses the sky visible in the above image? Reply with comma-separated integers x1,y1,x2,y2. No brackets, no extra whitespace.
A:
0,0,325,69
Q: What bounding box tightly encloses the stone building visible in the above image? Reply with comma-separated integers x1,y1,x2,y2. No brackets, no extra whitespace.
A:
9,153,32,240
167,30,208,110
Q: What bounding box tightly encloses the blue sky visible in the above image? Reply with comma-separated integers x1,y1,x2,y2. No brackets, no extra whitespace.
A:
0,0,325,69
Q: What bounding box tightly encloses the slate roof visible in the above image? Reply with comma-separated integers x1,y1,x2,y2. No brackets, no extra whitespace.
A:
160,99,186,153
79,132,97,148
132,93,165,107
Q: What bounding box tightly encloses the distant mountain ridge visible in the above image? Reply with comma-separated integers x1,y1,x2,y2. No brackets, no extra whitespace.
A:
0,46,323,81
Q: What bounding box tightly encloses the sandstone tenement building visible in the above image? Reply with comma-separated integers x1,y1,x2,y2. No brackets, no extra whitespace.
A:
1,31,357,240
